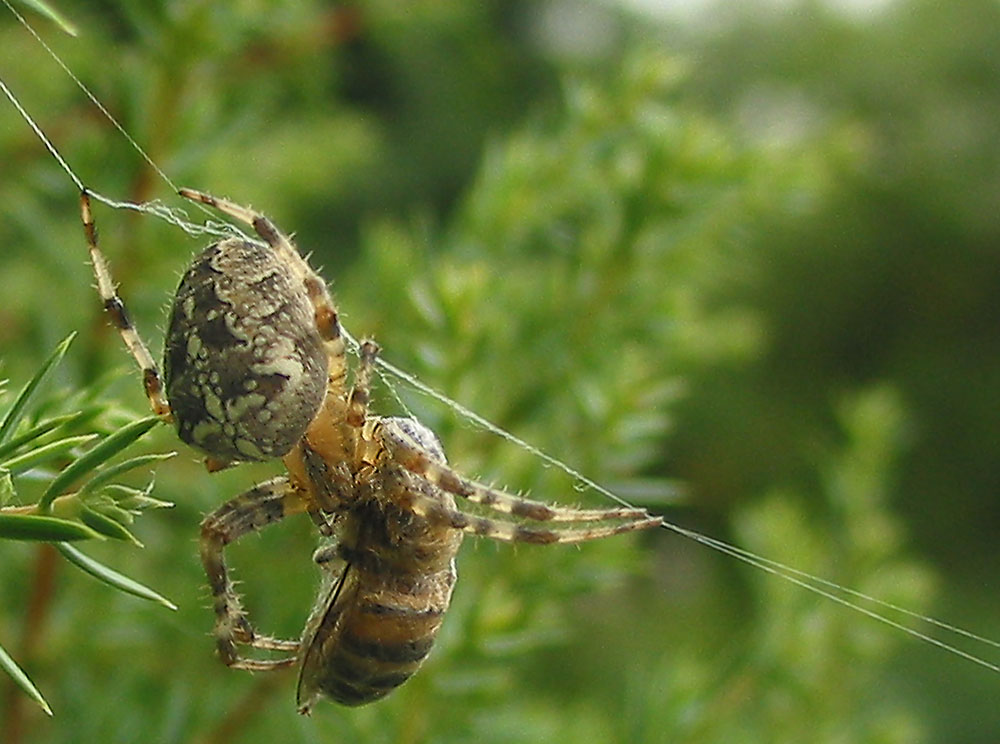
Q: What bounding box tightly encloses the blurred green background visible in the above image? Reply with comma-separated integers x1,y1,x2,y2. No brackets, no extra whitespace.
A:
1,1,999,742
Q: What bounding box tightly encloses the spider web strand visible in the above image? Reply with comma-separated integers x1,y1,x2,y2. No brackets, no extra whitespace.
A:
0,74,83,191
0,0,178,194
666,522,1000,672
0,0,255,241
0,67,248,244
364,337,1000,666
681,526,1000,652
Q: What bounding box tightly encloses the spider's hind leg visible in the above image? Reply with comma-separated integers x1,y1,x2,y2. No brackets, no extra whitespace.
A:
79,190,171,419
200,475,312,671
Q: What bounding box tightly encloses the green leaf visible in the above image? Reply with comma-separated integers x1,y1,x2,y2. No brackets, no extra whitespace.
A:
56,543,177,610
0,468,14,507
0,411,85,461
0,641,51,716
87,499,136,524
79,506,142,546
0,434,99,475
16,0,78,36
0,512,103,541
38,416,161,512
107,487,174,512
0,333,75,446
78,451,176,497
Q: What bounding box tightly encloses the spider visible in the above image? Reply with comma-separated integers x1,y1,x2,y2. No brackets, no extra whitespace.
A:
80,187,663,711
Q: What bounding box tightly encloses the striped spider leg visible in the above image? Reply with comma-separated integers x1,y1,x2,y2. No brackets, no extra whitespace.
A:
80,190,171,419
378,420,663,544
81,186,357,664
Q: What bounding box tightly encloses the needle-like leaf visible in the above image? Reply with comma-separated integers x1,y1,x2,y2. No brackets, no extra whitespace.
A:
0,641,52,715
56,543,177,610
0,333,74,446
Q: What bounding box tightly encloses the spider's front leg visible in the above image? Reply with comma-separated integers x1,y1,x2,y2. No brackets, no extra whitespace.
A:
200,476,311,670
176,187,347,386
80,190,171,420
347,339,379,427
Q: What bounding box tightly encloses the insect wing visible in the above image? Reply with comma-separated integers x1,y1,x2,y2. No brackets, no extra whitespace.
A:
296,559,356,713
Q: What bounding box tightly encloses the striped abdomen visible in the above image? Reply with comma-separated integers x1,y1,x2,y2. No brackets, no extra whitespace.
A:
295,417,463,711
296,554,458,710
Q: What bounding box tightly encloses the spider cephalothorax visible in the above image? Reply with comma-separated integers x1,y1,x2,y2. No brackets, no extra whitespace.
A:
81,188,662,710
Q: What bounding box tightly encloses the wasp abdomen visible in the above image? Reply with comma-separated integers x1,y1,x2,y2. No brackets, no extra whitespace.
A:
297,562,457,709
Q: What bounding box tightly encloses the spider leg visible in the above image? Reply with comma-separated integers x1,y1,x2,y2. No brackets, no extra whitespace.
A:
200,475,314,671
384,471,661,544
177,188,348,393
379,421,659,524
80,191,171,420
347,339,379,427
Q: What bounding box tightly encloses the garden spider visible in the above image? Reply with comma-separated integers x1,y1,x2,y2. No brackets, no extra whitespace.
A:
80,188,663,711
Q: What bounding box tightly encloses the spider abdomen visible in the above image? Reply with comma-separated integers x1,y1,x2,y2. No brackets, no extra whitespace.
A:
164,238,329,462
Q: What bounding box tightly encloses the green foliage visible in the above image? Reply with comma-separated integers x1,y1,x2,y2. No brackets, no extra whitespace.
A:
0,336,172,715
11,0,77,37
0,1,992,742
